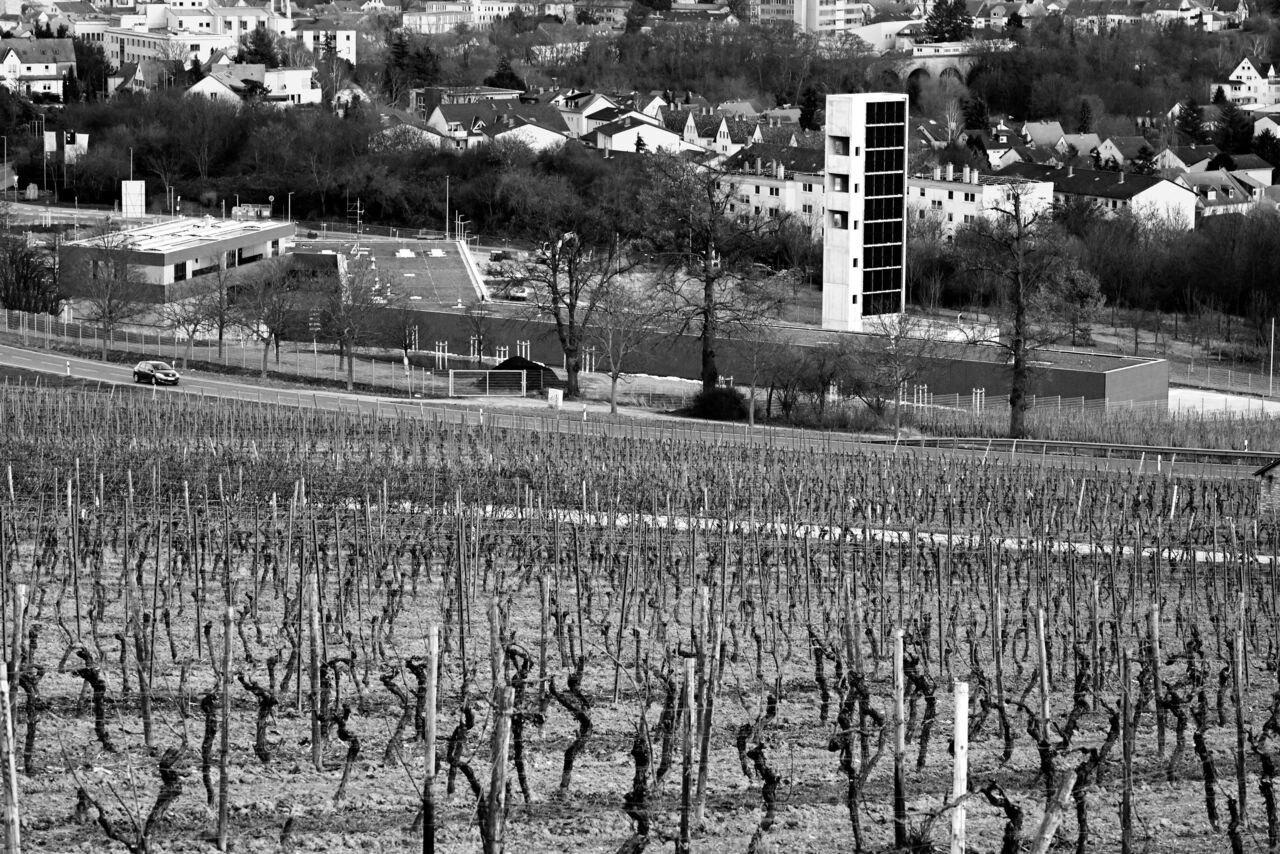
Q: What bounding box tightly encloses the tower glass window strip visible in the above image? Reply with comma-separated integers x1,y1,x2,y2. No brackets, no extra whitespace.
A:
860,99,905,317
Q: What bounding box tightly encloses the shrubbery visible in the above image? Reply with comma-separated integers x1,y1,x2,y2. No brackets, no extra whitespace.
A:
690,387,747,421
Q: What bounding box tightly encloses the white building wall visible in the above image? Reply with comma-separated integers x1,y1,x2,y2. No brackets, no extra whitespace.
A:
907,168,1054,235
821,92,907,332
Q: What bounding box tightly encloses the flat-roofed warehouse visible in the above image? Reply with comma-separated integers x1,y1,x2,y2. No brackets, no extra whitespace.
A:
60,217,296,302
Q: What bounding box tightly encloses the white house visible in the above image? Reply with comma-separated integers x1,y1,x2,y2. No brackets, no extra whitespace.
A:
998,162,1197,229
426,100,570,148
187,64,321,106
0,39,77,100
1209,57,1280,107
291,19,357,64
908,164,1055,235
585,116,698,154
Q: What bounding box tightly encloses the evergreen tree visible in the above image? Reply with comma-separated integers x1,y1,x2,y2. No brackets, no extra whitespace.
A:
62,68,80,103
239,28,280,68
1076,98,1094,133
1212,86,1227,104
1129,144,1158,175
484,56,526,91
1215,98,1254,154
1174,98,1205,144
1005,10,1024,27
635,133,647,152
1254,129,1280,165
798,85,823,131
923,0,974,43
962,95,988,130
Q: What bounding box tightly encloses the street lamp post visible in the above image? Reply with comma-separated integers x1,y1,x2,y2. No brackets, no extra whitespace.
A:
444,175,449,240
287,191,294,223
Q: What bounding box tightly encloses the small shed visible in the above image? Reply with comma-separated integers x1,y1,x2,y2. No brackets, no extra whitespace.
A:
1256,459,1280,514
494,356,564,392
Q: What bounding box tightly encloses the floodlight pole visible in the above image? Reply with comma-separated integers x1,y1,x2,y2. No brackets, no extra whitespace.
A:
444,175,449,240
1270,317,1275,397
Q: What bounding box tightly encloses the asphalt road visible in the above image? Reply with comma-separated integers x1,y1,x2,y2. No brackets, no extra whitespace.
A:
0,342,1258,479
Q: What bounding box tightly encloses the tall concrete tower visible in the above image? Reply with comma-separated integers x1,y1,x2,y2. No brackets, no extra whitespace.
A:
820,92,908,332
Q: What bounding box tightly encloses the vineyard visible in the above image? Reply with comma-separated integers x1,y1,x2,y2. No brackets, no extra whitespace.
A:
0,387,1278,853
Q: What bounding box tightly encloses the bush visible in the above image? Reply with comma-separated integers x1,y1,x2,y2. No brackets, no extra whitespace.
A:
690,387,747,421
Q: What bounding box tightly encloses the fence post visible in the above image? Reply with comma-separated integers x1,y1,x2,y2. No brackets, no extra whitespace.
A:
950,681,968,854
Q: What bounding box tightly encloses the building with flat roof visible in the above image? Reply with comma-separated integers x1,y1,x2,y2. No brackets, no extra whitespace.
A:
908,164,1054,235
821,92,908,332
61,216,295,302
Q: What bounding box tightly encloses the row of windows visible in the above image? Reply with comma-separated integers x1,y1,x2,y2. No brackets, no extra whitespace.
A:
861,267,902,293
865,100,906,125
864,244,902,269
865,125,904,149
918,187,978,202
865,172,902,197
864,220,901,244
866,149,903,173
863,196,902,221
864,289,903,317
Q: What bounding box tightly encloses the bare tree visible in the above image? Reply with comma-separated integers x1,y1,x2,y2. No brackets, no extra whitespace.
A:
64,231,151,360
639,153,786,391
957,185,1065,439
585,283,662,414
464,299,494,368
158,292,206,369
324,254,385,390
852,314,943,437
236,259,297,379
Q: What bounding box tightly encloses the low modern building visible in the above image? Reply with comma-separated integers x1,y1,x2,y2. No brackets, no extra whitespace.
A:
61,216,296,302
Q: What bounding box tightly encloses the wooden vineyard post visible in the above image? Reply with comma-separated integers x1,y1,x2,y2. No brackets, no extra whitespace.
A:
893,628,907,851
0,669,18,853
1233,625,1247,830
1090,579,1101,699
538,574,549,709
1036,608,1050,728
486,686,514,854
1150,604,1164,758
1029,770,1077,854
950,681,969,854
423,625,438,854
1121,651,1133,854
218,605,234,853
309,574,322,773
677,656,695,854
7,585,25,696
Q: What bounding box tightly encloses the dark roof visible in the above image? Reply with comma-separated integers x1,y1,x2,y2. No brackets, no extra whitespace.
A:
1165,144,1221,164
1226,153,1274,170
996,162,1178,200
721,142,823,175
435,100,569,134
1105,135,1149,159
589,115,672,139
585,106,630,123
494,356,563,390
0,38,75,64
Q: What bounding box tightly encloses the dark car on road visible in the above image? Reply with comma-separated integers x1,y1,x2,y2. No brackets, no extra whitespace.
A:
133,361,180,385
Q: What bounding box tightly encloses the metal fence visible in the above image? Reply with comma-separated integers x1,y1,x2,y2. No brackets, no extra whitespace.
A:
1178,361,1280,399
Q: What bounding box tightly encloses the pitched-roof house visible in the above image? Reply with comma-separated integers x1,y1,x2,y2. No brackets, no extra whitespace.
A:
1181,169,1257,216
584,115,697,154
0,38,76,100
997,162,1197,228
1155,143,1222,172
426,100,570,149
1093,135,1150,166
1208,56,1280,106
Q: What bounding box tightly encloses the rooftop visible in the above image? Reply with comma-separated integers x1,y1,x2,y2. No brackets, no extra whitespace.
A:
67,216,293,255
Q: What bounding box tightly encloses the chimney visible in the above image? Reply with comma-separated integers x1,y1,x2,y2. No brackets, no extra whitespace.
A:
1068,166,1074,177
962,165,970,182
1118,171,1125,183
972,169,979,184
946,163,954,181
755,157,762,175
775,161,784,180
933,165,941,180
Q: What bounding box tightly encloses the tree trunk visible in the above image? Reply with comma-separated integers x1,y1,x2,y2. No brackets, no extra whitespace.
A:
565,349,580,398
346,337,354,391
261,339,270,378
610,375,619,414
184,335,193,369
701,272,718,391
101,328,109,361
1009,292,1029,440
